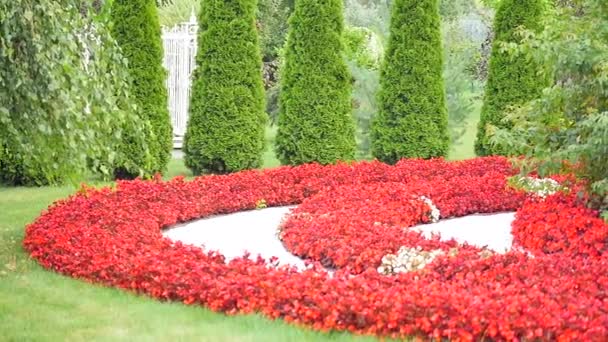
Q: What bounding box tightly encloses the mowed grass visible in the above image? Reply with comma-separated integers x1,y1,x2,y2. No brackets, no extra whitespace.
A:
0,131,379,342
0,161,384,341
0,117,478,341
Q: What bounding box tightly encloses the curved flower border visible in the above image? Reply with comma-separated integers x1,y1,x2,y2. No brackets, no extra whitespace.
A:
24,157,608,341
279,174,526,273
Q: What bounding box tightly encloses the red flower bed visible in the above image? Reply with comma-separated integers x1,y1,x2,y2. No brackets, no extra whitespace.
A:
280,172,526,273
512,193,608,258
23,157,608,341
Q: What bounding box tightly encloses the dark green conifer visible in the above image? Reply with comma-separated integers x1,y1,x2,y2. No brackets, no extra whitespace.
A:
275,0,356,165
184,0,267,174
371,0,449,164
111,0,172,175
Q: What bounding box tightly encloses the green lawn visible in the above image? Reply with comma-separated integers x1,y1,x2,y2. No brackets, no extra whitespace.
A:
0,160,384,341
1,118,478,341
263,125,281,168
448,98,482,161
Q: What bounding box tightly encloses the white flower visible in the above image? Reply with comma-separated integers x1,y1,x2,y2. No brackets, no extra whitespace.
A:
516,176,564,199
377,246,444,275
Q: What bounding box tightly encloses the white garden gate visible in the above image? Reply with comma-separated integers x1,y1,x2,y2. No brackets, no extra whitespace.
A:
162,13,198,148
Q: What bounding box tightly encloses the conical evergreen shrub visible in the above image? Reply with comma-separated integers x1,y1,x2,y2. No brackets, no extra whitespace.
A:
475,0,547,156
111,0,172,176
371,0,449,164
275,0,356,165
184,0,267,174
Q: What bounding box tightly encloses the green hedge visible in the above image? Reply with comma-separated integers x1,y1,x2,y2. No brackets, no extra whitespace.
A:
183,0,267,175
275,0,356,165
111,0,172,175
371,0,449,164
475,0,547,156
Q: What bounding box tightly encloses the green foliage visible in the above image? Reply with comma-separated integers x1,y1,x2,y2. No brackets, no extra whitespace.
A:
443,15,485,146
440,0,476,19
258,0,291,61
111,0,173,176
276,0,357,165
344,0,391,42
343,26,381,70
349,62,380,160
157,0,200,26
490,0,608,216
474,0,548,156
184,0,267,174
478,0,501,9
371,0,449,164
157,0,292,59
480,0,580,10
0,0,143,185
111,118,155,180
343,25,383,160
343,1,389,160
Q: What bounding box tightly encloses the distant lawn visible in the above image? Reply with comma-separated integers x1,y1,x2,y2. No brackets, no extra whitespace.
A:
448,97,482,161
263,124,281,168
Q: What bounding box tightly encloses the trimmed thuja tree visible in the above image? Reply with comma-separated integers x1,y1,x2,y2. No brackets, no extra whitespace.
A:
111,0,172,176
275,0,356,165
371,0,449,164
475,0,547,156
184,0,267,174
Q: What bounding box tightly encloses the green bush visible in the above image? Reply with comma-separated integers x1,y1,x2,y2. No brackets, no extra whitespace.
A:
371,0,449,164
183,0,267,175
490,0,607,218
111,116,155,180
276,0,356,165
0,0,141,185
474,0,547,156
111,0,172,175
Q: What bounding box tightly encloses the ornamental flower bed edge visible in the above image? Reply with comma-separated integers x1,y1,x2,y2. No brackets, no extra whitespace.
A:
24,157,608,341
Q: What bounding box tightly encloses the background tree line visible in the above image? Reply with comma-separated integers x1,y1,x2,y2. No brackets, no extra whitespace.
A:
1,0,605,218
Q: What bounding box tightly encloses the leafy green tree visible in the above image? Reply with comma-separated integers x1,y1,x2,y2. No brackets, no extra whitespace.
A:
443,18,482,147
258,0,291,61
342,25,383,160
184,0,267,174
474,0,548,156
111,0,172,175
344,0,391,42
490,0,608,218
276,0,356,165
371,0,449,164
0,0,145,185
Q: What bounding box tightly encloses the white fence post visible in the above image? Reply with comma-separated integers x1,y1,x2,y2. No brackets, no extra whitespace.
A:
162,12,198,148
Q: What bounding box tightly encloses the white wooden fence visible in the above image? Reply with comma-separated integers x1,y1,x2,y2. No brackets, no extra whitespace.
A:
162,13,198,147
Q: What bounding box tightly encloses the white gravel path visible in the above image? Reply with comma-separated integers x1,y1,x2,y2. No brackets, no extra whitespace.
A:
415,212,516,253
164,206,305,269
163,207,516,270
